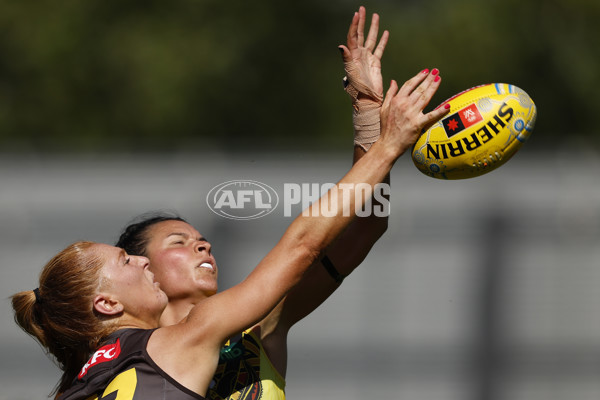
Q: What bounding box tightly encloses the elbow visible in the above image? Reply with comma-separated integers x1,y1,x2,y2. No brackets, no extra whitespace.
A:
357,216,388,255
376,216,389,238
369,214,388,243
286,232,326,274
295,239,324,268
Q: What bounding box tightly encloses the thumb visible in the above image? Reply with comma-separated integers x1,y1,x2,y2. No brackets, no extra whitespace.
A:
337,45,351,62
380,80,398,123
382,80,398,110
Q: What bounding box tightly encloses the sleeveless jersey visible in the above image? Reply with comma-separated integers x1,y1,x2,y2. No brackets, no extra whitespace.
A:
58,329,205,400
207,328,286,400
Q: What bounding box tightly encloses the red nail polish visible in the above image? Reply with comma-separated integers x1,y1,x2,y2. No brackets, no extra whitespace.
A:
444,103,450,109
422,68,429,74
431,68,439,75
434,75,441,82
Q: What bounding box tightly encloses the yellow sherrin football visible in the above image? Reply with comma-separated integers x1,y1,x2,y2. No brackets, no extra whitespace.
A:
412,83,537,180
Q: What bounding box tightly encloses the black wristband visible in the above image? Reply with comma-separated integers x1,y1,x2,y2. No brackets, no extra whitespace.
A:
321,255,345,284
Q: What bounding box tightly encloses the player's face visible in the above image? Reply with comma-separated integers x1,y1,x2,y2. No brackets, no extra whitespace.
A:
143,220,218,301
95,243,168,325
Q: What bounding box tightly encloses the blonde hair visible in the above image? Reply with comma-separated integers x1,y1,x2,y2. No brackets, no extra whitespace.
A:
12,241,115,396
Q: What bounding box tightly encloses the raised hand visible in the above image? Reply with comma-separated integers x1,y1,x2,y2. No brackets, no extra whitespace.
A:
379,68,450,156
338,6,389,105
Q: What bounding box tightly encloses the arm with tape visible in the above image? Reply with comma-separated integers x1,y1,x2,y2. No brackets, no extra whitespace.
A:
257,7,391,378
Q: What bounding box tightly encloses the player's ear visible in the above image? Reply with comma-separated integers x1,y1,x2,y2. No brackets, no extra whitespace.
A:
93,293,123,316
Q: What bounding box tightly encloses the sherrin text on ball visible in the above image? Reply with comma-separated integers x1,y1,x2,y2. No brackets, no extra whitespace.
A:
411,83,537,180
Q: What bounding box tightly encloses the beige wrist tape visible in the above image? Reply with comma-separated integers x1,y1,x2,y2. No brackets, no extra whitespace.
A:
352,102,381,151
343,76,382,151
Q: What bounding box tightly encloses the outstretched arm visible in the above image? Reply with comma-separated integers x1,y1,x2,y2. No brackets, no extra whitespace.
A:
257,7,392,376
340,6,388,151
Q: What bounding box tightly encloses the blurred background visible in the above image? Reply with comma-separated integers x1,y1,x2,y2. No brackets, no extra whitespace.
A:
1,0,599,399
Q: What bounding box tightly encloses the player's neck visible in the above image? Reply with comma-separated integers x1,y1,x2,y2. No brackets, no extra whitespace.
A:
159,297,201,326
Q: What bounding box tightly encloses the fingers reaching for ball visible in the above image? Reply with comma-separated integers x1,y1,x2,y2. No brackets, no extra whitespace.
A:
379,68,450,156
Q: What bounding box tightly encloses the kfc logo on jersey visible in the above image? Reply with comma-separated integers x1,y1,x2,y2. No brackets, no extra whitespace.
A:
78,339,122,379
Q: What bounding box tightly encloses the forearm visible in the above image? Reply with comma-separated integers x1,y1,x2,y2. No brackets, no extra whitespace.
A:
329,5,389,273
277,147,388,320
245,142,396,312
284,141,394,258
258,146,391,331
317,145,387,275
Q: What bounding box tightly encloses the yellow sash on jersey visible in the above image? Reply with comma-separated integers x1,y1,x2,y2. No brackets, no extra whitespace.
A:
207,328,285,400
